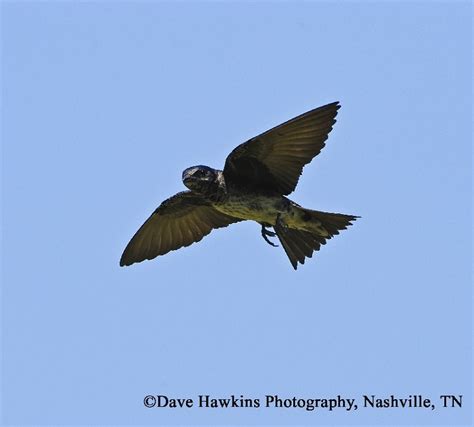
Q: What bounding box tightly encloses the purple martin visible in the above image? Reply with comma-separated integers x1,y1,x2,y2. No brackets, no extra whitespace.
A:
120,102,358,269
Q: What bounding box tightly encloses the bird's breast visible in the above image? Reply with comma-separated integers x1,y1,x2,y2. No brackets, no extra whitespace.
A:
212,194,287,224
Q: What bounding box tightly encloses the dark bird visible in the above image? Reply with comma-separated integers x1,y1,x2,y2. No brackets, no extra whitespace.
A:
120,101,358,269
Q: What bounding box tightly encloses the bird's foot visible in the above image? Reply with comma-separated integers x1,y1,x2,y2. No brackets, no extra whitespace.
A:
260,223,278,247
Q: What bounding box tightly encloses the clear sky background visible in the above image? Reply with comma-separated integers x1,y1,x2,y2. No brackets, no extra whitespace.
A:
1,1,472,426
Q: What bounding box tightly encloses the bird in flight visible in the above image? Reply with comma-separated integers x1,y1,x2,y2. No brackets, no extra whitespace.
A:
120,101,358,270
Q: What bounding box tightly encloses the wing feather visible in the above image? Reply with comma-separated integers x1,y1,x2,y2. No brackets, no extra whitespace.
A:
120,191,241,266
224,102,340,195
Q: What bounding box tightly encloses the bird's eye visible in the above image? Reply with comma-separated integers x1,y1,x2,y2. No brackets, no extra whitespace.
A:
194,170,206,177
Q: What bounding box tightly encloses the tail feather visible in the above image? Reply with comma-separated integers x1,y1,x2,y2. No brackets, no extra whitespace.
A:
308,210,359,235
275,210,359,270
274,226,322,269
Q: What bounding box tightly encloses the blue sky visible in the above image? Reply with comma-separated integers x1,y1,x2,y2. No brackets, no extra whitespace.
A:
2,1,472,426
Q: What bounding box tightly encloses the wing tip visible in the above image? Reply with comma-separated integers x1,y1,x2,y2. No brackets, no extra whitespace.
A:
119,255,132,267
324,100,341,109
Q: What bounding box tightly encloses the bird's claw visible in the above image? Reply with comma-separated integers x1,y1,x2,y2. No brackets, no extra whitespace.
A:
261,224,278,247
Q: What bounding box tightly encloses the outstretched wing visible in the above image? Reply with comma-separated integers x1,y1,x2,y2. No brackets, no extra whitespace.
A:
223,102,340,195
120,191,240,266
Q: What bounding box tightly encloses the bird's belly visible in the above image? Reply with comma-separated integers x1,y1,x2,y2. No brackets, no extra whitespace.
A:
213,195,284,224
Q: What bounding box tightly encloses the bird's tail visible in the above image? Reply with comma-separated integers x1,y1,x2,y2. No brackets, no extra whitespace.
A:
275,209,359,270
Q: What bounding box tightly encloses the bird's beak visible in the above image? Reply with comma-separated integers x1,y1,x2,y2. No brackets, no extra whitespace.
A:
182,173,197,185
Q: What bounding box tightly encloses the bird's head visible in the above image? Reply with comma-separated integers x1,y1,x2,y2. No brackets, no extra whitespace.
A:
182,165,218,194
